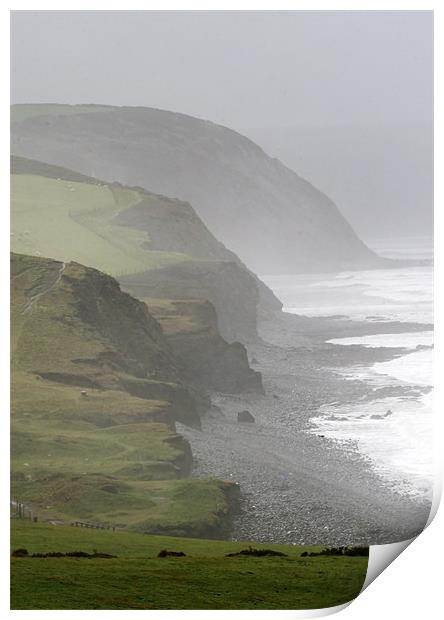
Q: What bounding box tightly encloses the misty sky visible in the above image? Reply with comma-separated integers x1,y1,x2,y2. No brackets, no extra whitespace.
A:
11,10,433,242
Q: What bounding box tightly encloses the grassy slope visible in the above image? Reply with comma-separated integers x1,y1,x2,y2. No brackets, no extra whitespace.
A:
10,156,281,339
10,103,114,123
11,172,187,276
11,521,368,610
11,253,179,387
11,253,233,535
11,375,188,484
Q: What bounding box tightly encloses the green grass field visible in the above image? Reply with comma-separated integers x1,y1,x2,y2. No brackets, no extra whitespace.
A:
11,374,184,483
11,520,368,610
12,477,236,535
11,173,187,276
11,371,232,535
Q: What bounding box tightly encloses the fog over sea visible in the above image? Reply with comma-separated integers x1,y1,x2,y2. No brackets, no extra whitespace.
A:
263,236,434,500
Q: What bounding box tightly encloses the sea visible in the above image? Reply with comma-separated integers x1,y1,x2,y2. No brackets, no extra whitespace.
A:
263,236,434,500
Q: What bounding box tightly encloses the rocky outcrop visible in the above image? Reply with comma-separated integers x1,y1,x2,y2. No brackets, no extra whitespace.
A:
11,252,246,538
138,479,241,539
120,260,260,344
146,298,263,394
111,188,282,318
237,410,255,423
11,252,203,427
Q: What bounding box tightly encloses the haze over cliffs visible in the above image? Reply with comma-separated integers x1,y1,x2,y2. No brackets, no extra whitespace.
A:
11,155,280,343
11,104,383,275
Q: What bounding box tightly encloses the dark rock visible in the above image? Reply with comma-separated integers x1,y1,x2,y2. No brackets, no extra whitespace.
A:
237,410,255,423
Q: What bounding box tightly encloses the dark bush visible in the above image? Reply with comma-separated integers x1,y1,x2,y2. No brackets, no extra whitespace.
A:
343,546,369,557
226,546,287,557
25,550,117,559
302,546,369,558
157,549,186,557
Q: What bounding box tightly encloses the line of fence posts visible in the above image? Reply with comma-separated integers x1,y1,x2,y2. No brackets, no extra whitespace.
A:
72,521,115,531
11,499,37,522
11,499,115,530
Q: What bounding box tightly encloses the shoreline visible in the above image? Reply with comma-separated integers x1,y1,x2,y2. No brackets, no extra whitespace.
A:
178,312,432,545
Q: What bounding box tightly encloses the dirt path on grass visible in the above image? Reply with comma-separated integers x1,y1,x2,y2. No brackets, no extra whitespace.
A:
22,262,65,314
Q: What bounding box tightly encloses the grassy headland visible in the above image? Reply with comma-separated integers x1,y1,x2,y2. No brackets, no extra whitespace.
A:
11,155,280,342
11,252,238,536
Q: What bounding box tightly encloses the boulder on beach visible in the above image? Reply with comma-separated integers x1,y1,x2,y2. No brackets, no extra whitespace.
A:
371,409,393,420
237,410,255,423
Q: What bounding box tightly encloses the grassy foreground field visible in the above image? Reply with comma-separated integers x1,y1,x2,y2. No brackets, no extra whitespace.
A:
11,521,368,610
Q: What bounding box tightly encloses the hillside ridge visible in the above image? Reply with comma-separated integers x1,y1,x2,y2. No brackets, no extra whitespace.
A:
11,103,392,274
11,252,246,536
11,155,281,342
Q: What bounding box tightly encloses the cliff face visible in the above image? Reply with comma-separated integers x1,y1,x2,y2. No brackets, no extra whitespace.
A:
11,104,385,274
11,155,281,344
11,252,243,534
11,250,262,398
146,298,263,394
111,189,280,338
11,252,202,426
120,259,259,344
